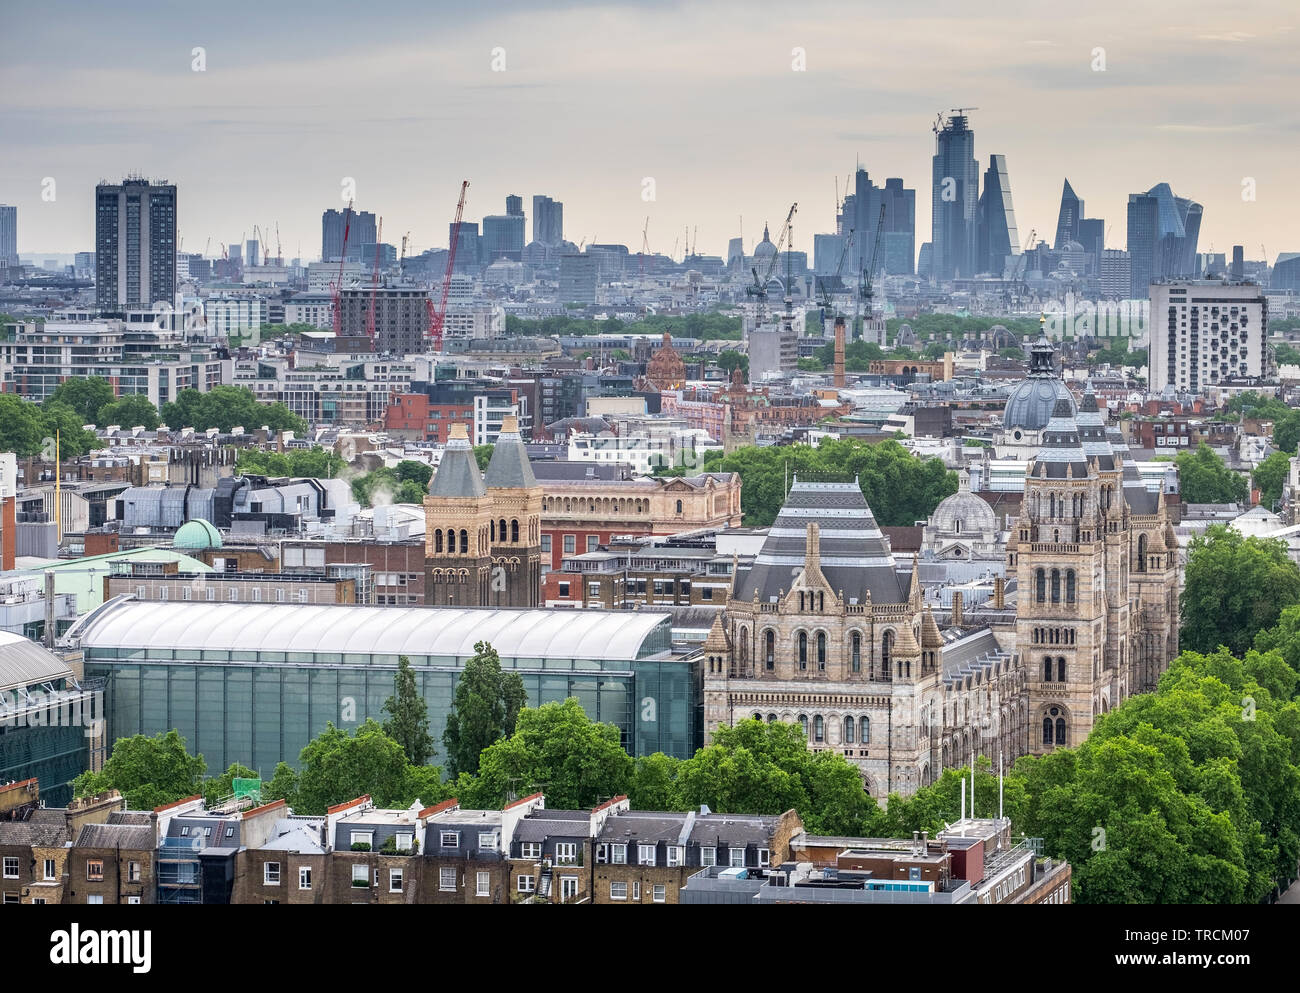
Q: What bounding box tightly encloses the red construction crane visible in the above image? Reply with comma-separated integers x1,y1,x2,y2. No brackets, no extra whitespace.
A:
366,217,384,346
330,200,354,336
427,180,469,353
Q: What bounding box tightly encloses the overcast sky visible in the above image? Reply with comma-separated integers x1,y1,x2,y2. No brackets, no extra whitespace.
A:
3,0,1297,263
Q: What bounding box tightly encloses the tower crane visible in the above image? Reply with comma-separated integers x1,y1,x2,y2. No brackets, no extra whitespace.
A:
856,204,886,341
426,180,469,353
639,217,650,277
746,203,796,330
275,222,283,266
329,200,353,336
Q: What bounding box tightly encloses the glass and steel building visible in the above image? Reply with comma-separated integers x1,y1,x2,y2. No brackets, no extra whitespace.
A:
930,113,979,281
1053,179,1083,250
71,601,698,774
1126,183,1203,297
976,155,1020,277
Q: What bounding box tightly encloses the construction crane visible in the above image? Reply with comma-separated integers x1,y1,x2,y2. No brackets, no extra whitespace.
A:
855,204,886,340
427,180,469,353
399,231,411,277
275,222,283,266
816,228,855,312
638,217,650,277
252,225,268,267
746,202,796,329
330,200,354,336
204,237,211,258
366,218,383,345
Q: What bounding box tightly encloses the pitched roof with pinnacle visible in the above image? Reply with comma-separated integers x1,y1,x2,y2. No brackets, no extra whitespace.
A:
921,609,944,648
1075,389,1117,470
429,424,487,499
731,478,907,605
1033,398,1091,480
484,415,537,489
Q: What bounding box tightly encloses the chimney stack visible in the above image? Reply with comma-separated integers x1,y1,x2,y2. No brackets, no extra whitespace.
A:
833,316,846,389
952,589,964,627
805,522,821,574
993,576,1004,609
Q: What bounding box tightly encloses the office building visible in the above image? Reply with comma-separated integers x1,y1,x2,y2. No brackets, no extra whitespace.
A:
1053,179,1083,249
879,177,916,275
1232,245,1245,279
450,220,480,272
1126,183,1202,298
1078,218,1105,275
976,155,1019,276
246,238,259,268
95,178,177,311
1149,279,1268,392
1272,253,1300,292
337,283,431,354
1100,250,1131,298
505,194,523,217
74,251,96,280
532,195,563,247
481,214,526,263
322,209,377,263
0,204,16,266
559,254,597,304
930,113,979,281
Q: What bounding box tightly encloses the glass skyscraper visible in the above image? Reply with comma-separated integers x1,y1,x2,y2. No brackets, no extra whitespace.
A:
1053,179,1084,249
930,113,979,281
1126,183,1203,297
976,154,1020,277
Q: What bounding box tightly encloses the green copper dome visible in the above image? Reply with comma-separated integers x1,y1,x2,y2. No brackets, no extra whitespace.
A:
174,519,223,550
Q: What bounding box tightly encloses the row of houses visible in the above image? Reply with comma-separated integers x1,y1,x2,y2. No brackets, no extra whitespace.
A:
0,779,1070,906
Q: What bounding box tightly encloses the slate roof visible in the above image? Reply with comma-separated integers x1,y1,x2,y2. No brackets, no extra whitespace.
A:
513,813,590,843
1033,398,1091,480
484,421,538,490
429,430,486,499
1075,390,1117,471
732,479,907,605
74,822,155,850
0,819,69,848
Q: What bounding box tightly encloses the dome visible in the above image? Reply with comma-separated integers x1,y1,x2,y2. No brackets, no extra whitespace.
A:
930,484,997,535
1003,376,1076,430
173,519,222,550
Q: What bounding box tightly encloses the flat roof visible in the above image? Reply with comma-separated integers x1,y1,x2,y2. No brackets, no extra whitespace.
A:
75,601,674,661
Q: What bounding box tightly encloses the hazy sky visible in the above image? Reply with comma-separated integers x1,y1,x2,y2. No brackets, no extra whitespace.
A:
3,0,1297,263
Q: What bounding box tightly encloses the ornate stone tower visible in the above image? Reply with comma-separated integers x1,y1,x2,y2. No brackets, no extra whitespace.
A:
483,414,543,607
424,423,494,606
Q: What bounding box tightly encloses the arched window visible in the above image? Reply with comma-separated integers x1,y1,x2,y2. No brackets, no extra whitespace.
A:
490,520,496,541
1058,657,1066,682
1066,570,1076,603
816,632,826,670
1051,569,1061,603
1055,717,1066,746
844,717,855,743
818,591,824,611
460,529,469,554
799,591,805,611
851,632,862,673
1136,533,1148,572
798,632,808,670
764,630,775,670
861,717,870,744
1049,493,1056,518
954,519,962,534
435,530,443,553
814,715,824,743
511,519,519,542
798,714,808,737
1043,657,1053,682
881,630,894,675
676,499,683,514
767,713,777,723
1036,569,1046,603
752,712,761,721
1042,717,1053,745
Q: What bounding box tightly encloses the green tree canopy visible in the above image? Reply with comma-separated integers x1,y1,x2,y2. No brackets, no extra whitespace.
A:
294,719,445,815
350,466,426,507
161,385,307,434
237,445,344,479
73,730,206,811
46,376,114,424
97,393,161,431
443,641,528,777
382,655,434,766
1253,451,1291,508
1181,524,1300,656
1175,444,1249,504
716,350,749,380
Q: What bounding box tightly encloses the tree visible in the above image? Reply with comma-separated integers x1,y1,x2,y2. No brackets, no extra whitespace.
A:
1253,451,1291,508
1274,410,1300,457
628,753,682,810
261,762,301,807
46,377,114,424
1175,444,1248,504
1181,525,1300,657
237,445,344,479
473,698,633,810
473,445,494,472
161,385,306,434
294,719,441,814
382,655,434,766
0,394,50,457
394,460,433,489
96,394,161,430
442,641,528,777
350,466,426,507
39,403,100,457
202,762,259,806
716,350,749,380
72,730,206,811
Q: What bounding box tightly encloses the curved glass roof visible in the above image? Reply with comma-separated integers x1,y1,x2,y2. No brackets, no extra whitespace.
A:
77,602,672,661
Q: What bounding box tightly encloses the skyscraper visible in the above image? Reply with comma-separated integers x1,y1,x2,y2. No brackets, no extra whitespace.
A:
481,214,525,262
879,177,916,275
846,170,915,276
930,112,979,281
1078,218,1105,275
0,205,16,266
1126,183,1203,297
505,194,523,217
95,177,177,311
532,195,564,247
1053,179,1084,249
246,238,259,268
976,155,1019,277
322,209,377,263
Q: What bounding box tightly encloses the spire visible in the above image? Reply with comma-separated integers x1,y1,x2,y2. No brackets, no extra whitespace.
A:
909,553,920,604
429,423,487,498
895,619,921,658
484,413,537,489
921,607,944,648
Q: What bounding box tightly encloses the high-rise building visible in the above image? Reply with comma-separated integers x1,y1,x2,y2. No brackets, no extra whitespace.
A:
1053,179,1084,249
845,170,915,276
0,205,16,266
505,194,523,217
532,195,564,247
1100,249,1131,298
1078,218,1105,275
95,177,177,312
813,233,848,276
1126,184,1202,297
74,251,96,280
726,236,745,270
449,221,480,272
879,177,916,275
976,155,1019,277
1232,245,1245,279
481,214,525,263
246,238,259,268
559,254,597,304
322,209,377,263
1149,279,1268,393
930,112,979,281
339,283,431,354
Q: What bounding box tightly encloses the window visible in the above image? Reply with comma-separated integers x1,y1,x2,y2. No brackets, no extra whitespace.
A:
563,534,576,554
299,866,312,890
1051,568,1061,603
1043,657,1053,682
1056,717,1067,746
555,843,578,864
632,881,641,900
1058,657,1066,682
611,843,627,864
389,868,404,893
517,875,536,893
638,843,656,866
1036,568,1046,602
439,867,457,891
86,860,104,881
861,717,870,744
881,630,893,673
701,846,717,867
180,826,189,836
264,862,281,885
851,632,861,672
477,832,497,851
2,857,17,878
765,629,775,670
729,847,746,868
476,871,490,897
758,848,770,867
541,534,551,554
87,895,103,905
610,881,628,901
1066,570,1076,603
521,842,542,859
395,832,413,852
440,831,460,848
128,861,142,882
204,826,213,838
816,632,827,670
351,831,373,849
1042,717,1053,745
844,716,855,744
560,877,578,902
653,884,666,903
43,859,56,881
666,846,682,867
32,898,46,904
587,535,599,552
352,864,369,885
798,631,807,669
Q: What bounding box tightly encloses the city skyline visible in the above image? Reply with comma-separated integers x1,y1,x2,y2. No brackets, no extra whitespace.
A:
3,0,1297,264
